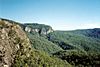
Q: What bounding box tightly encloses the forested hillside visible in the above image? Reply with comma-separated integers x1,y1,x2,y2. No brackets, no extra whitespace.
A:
0,18,100,67
0,18,71,67
47,29,100,53
47,29,100,66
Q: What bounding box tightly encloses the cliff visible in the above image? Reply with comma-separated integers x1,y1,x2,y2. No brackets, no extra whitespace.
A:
24,23,53,35
0,19,31,67
0,18,71,67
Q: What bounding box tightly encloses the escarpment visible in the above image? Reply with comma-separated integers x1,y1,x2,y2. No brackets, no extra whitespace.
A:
0,19,31,67
0,18,71,67
24,23,54,35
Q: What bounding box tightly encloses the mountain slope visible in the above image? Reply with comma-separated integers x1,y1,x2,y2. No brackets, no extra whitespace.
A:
47,29,100,53
0,18,63,54
47,29,100,66
24,23,53,35
0,19,71,67
0,19,31,67
67,28,100,39
27,32,63,54
53,50,100,67
1,18,100,67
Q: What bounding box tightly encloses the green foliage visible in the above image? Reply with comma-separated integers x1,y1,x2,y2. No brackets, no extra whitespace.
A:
47,30,100,52
2,18,100,67
47,29,100,66
11,31,71,67
13,49,71,67
54,50,100,67
70,28,100,39
24,23,52,31
27,32,63,54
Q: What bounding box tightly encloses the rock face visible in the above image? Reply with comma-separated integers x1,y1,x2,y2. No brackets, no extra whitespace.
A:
0,19,31,67
24,23,54,35
25,27,31,32
25,26,53,35
0,18,71,67
40,27,53,35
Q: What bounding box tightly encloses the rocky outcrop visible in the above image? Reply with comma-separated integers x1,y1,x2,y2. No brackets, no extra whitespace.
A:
47,28,53,34
0,19,31,67
0,18,72,67
40,27,53,35
40,28,47,35
25,27,39,33
25,27,31,32
24,24,54,35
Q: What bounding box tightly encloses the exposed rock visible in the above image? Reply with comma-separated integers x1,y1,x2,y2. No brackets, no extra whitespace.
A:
0,20,31,67
24,23,54,35
0,18,71,67
4,65,9,67
40,28,47,35
47,28,53,34
40,27,53,35
32,29,39,32
0,18,1,21
24,26,53,35
25,27,31,32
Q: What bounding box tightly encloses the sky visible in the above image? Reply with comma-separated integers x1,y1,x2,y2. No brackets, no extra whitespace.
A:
0,0,100,30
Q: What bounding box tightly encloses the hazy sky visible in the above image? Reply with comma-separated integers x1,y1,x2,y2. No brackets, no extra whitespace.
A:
0,0,100,30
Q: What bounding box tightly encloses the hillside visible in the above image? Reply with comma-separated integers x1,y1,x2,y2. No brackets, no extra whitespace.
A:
24,23,53,35
67,28,100,39
47,29,100,53
0,18,100,67
24,23,62,54
0,18,62,54
47,29,100,66
27,32,63,54
0,19,71,67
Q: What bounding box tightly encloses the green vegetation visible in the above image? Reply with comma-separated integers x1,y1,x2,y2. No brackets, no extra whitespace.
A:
1,18,100,67
13,49,71,67
47,30,100,52
47,29,100,66
11,31,70,67
70,28,100,39
53,50,100,67
24,24,100,67
27,32,63,54
24,23,52,31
